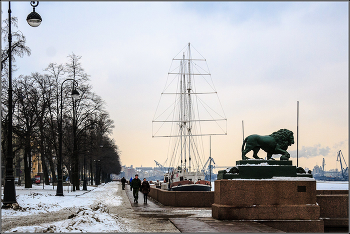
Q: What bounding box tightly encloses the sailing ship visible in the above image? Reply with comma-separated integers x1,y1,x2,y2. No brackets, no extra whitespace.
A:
152,43,227,191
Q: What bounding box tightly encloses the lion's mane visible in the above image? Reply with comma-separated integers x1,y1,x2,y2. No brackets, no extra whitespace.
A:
269,129,294,150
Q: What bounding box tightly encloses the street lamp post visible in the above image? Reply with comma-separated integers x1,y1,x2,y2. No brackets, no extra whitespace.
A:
83,152,87,190
94,159,101,185
26,1,42,27
2,1,42,208
83,122,94,190
56,79,79,196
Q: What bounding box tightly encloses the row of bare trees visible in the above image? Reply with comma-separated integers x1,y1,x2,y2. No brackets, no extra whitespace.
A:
1,17,121,190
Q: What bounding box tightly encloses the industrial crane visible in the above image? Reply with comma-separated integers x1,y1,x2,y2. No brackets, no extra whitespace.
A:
154,160,172,173
336,150,348,180
202,156,216,173
201,156,216,182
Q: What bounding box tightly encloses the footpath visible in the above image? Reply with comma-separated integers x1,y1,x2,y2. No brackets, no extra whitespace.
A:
125,184,284,233
1,181,284,232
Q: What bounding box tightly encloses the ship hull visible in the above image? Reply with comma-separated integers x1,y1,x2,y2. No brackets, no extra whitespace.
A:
170,184,211,191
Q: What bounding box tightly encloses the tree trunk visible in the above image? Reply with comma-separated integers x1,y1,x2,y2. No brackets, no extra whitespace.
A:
48,156,57,183
39,119,50,185
90,157,93,185
24,136,32,188
41,154,50,185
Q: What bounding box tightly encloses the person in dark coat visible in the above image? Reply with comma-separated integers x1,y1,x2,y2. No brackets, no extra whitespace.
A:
155,179,161,189
130,174,141,203
121,177,126,190
140,178,151,204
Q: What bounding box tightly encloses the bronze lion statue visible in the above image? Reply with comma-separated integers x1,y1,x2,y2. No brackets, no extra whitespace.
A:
241,129,294,160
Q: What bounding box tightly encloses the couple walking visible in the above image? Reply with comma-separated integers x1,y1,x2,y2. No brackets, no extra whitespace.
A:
130,174,150,203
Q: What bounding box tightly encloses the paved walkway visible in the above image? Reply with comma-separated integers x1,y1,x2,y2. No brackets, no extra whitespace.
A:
2,182,285,232
125,184,285,233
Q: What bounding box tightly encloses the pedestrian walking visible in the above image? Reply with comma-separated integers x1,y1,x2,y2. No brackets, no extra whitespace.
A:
130,174,141,203
155,179,161,188
129,177,133,191
121,177,126,190
140,178,151,204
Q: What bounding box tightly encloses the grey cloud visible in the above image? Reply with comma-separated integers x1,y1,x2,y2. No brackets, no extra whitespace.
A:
289,144,331,158
332,140,346,149
319,146,330,156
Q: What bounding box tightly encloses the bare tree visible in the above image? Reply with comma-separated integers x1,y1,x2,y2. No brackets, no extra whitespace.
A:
12,74,42,188
1,17,31,72
1,16,31,184
2,52,122,190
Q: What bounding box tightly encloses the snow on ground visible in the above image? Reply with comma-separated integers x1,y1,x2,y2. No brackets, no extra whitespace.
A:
2,185,94,217
2,182,126,233
316,180,349,190
1,180,348,232
6,204,123,233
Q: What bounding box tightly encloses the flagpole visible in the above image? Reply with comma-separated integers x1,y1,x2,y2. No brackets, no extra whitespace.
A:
297,101,299,167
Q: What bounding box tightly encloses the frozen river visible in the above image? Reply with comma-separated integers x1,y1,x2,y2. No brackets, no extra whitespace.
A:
210,180,349,191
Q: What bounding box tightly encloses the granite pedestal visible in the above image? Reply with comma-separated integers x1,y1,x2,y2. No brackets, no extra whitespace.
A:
218,159,312,179
212,178,324,232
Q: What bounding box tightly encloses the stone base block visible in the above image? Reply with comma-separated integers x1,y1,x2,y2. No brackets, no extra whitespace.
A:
258,220,324,233
322,218,349,228
212,204,320,220
214,179,317,206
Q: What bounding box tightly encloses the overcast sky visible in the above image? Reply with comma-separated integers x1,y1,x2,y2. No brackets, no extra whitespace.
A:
1,1,348,171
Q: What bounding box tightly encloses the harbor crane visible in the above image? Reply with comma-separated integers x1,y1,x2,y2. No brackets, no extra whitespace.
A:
201,156,216,182
202,156,216,173
154,160,172,173
201,156,230,181
336,150,348,180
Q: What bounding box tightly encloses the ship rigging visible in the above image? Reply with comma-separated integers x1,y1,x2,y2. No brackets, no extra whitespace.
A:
152,43,227,191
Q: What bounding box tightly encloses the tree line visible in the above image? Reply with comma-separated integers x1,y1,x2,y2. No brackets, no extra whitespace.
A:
1,16,121,190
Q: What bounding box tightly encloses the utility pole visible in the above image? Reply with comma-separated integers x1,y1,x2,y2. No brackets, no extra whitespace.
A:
297,101,299,167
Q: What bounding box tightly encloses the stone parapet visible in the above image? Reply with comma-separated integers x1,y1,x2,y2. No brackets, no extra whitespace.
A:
317,193,349,230
317,190,349,195
148,187,214,207
317,194,348,218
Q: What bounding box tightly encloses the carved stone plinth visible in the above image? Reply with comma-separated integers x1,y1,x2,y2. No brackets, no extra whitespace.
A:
212,178,324,232
217,160,312,179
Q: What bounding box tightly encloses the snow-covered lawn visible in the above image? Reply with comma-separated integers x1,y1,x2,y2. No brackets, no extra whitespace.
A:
1,182,127,232
5,205,123,233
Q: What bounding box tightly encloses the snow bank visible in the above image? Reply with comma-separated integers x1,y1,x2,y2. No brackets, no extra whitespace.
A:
7,203,126,233
2,182,127,233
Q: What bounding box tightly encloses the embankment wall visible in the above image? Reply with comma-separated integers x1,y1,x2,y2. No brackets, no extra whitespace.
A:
148,187,214,207
149,187,348,229
316,191,349,231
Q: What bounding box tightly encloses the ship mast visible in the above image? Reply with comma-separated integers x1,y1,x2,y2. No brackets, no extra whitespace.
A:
187,43,192,172
180,53,184,174
183,53,187,173
152,42,227,178
180,57,183,173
